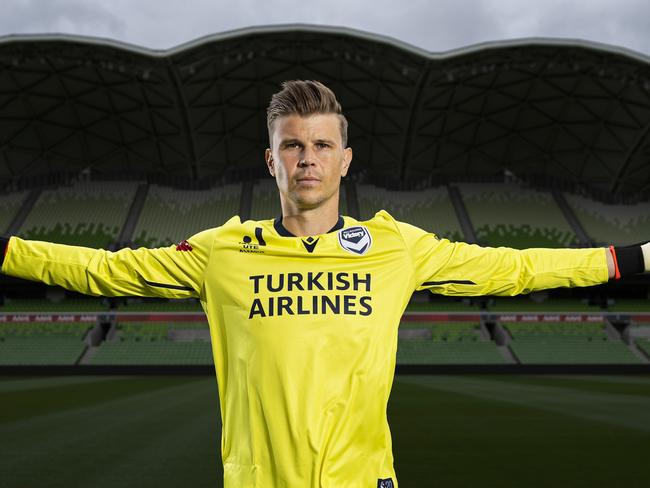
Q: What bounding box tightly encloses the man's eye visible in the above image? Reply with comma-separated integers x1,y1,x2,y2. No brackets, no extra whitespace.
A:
316,143,329,149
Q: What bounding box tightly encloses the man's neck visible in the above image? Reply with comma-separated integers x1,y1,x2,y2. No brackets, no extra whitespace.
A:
280,202,340,237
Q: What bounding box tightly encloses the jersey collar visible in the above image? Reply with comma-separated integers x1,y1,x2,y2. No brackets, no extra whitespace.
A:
273,215,345,238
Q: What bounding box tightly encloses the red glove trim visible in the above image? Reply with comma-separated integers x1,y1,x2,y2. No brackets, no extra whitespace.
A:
609,245,621,280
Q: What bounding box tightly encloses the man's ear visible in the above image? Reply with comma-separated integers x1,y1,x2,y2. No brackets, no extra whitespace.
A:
265,148,275,177
341,147,353,177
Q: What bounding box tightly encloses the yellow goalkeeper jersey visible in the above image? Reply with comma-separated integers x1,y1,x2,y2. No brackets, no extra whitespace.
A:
1,210,609,487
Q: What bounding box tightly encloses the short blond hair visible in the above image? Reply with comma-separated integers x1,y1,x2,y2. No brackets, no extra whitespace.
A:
267,80,348,146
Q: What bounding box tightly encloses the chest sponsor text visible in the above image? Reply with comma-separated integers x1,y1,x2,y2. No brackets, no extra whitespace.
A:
248,272,372,318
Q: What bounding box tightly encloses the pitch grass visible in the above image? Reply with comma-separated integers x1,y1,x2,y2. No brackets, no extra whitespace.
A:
2,375,650,487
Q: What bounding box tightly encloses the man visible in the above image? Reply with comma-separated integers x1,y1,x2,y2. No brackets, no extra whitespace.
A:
1,80,649,488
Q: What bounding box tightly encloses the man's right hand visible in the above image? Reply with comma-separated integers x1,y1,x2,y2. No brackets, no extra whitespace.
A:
642,242,650,272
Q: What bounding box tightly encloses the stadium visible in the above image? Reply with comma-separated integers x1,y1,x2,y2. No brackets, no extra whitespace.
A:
1,25,650,487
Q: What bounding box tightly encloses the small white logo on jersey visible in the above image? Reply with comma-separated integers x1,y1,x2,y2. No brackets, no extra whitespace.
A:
338,226,372,255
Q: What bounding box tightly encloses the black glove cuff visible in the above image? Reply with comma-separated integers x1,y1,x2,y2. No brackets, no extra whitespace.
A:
615,245,644,277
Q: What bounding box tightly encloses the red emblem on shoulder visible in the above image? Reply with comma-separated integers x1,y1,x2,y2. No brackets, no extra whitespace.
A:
175,240,193,251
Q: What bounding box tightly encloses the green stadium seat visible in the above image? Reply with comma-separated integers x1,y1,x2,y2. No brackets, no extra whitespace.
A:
89,341,212,365
565,193,650,246
250,179,282,220
90,321,211,365
19,181,138,248
397,322,506,364
0,322,91,339
635,338,650,358
0,191,28,234
488,297,597,312
607,299,650,313
357,184,462,240
0,298,106,312
133,183,241,248
505,322,641,364
457,183,577,248
117,299,203,312
0,322,92,365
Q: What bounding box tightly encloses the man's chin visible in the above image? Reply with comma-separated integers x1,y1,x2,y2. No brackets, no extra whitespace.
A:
290,190,327,210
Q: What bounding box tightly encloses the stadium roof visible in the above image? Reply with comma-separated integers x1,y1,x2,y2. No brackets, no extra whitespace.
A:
1,24,649,197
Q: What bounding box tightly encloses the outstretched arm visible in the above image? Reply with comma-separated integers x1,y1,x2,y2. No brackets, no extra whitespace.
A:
395,220,648,296
0,230,215,300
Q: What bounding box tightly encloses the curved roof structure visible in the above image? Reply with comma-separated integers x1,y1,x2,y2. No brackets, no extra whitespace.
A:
1,24,649,197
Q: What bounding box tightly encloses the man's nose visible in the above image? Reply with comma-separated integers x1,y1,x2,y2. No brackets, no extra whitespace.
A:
298,146,316,166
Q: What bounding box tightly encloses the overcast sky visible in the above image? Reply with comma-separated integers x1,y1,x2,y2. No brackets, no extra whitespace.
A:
1,0,649,55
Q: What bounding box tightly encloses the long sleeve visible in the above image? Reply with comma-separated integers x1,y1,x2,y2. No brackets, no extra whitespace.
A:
396,221,609,296
0,229,215,300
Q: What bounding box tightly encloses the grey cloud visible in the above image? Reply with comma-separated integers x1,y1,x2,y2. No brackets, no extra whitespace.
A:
119,0,506,52
0,0,125,40
489,0,650,55
1,0,649,56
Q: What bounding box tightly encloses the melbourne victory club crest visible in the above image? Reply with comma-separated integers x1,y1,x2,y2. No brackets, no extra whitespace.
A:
338,226,372,255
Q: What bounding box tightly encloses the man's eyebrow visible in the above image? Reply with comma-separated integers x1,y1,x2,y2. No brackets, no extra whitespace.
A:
279,138,301,146
278,137,336,146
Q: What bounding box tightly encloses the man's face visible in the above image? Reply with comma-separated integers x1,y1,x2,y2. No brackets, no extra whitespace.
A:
265,113,352,211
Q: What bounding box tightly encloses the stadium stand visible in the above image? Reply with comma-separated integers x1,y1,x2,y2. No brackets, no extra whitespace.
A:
0,191,28,234
250,178,348,221
405,298,481,312
504,322,640,364
0,322,91,365
90,321,211,365
609,299,650,312
250,179,284,220
0,298,106,312
457,183,577,248
18,181,138,248
1,32,649,374
628,323,650,362
488,297,598,312
116,299,203,312
397,322,507,364
564,193,650,246
357,184,462,240
635,338,650,359
133,183,241,247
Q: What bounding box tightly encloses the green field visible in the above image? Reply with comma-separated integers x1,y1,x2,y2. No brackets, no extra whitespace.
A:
2,375,650,487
